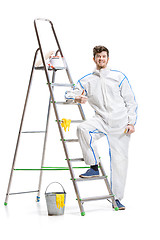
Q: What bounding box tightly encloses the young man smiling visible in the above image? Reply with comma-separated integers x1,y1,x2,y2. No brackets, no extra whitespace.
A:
65,46,137,210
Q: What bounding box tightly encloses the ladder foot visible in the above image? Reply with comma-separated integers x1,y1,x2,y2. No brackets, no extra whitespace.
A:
4,202,7,206
36,196,40,202
81,211,85,216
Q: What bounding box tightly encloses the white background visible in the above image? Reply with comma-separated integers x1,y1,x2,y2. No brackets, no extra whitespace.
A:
0,0,160,239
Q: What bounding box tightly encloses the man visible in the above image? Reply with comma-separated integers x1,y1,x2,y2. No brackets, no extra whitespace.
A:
65,46,137,209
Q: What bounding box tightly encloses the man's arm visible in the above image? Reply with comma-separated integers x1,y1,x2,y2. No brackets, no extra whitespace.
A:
120,77,138,134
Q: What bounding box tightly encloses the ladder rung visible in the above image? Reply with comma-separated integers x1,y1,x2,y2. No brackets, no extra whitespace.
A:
70,120,84,123
50,66,66,71
8,190,39,195
22,131,46,133
68,158,84,162
57,120,84,123
61,139,78,142
50,83,75,87
35,66,53,70
35,66,66,71
34,66,45,70
75,176,107,182
80,195,114,202
54,101,78,105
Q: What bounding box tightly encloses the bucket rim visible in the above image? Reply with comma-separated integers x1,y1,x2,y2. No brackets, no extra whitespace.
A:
45,182,66,195
45,192,66,196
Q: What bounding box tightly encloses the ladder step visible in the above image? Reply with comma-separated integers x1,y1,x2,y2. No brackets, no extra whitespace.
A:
80,195,114,202
54,101,78,105
34,66,46,70
75,176,107,182
68,158,84,162
35,66,66,71
51,66,66,71
70,120,84,123
50,83,75,87
22,131,46,133
61,139,79,142
8,190,39,195
56,120,84,123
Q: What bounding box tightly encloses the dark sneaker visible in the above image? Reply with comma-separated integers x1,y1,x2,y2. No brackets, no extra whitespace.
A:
79,168,99,178
114,199,125,210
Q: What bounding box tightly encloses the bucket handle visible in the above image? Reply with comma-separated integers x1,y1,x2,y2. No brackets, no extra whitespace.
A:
45,182,66,195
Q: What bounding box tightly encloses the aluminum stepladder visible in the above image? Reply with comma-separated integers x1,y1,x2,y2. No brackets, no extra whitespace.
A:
4,18,118,215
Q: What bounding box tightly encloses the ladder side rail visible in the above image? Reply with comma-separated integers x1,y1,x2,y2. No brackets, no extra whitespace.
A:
78,104,86,121
37,71,56,200
36,98,51,199
4,48,40,205
34,20,85,214
48,19,73,85
99,161,118,209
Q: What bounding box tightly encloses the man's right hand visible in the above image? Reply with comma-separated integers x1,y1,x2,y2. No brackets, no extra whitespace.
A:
75,90,88,104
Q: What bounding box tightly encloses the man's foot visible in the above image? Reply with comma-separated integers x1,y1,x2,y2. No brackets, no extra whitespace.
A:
79,168,99,178
114,199,125,210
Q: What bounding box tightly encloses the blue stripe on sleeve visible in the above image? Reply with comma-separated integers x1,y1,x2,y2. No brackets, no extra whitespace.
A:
77,73,93,96
112,69,138,125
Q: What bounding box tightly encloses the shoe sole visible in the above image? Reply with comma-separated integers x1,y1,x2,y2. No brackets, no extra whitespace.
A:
118,207,125,210
79,174,100,178
112,205,125,210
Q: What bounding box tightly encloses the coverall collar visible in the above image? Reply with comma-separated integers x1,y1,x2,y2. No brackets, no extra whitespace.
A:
93,66,110,77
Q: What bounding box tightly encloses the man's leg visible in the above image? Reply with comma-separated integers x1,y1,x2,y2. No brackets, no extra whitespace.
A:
77,117,105,176
108,133,130,201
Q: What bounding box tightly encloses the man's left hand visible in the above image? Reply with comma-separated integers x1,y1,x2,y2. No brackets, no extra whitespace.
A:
125,124,135,135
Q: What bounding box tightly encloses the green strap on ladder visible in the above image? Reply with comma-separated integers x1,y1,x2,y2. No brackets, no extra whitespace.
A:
14,166,90,171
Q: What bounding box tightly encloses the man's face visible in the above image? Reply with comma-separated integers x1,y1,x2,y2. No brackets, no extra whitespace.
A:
93,51,109,70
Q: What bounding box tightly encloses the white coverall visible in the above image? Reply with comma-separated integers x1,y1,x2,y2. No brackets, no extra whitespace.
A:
65,67,138,200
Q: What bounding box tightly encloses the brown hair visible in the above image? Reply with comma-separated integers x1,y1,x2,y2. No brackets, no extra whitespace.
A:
93,45,109,58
